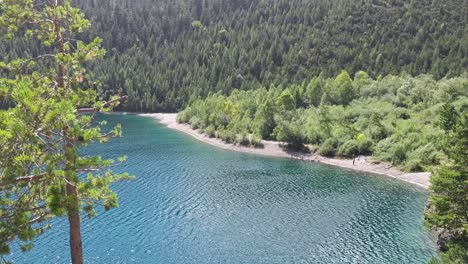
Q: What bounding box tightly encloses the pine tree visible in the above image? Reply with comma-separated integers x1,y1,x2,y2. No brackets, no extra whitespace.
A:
426,111,468,263
440,102,459,134
0,1,131,263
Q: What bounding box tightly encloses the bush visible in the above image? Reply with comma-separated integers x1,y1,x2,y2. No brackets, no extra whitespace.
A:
235,133,250,146
429,242,468,264
176,113,185,123
391,143,408,165
189,116,201,129
402,159,423,172
248,134,264,147
176,110,190,123
306,128,322,145
337,140,359,158
308,145,320,154
319,138,339,157
204,125,216,138
231,133,264,147
357,138,373,155
375,139,408,166
273,118,306,150
403,143,442,171
218,129,236,143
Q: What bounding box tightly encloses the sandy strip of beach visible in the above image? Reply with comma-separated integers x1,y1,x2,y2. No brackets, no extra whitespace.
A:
139,113,430,189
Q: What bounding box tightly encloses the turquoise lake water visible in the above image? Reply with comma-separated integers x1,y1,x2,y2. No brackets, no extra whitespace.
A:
10,115,437,263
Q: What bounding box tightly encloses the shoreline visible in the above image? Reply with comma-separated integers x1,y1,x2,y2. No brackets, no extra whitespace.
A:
139,113,430,189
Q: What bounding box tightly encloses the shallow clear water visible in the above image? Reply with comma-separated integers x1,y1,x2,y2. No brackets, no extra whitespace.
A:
10,115,437,263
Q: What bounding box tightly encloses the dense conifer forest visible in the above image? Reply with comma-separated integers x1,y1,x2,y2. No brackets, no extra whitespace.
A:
0,0,466,111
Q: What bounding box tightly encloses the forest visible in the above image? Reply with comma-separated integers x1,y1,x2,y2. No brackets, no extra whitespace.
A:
0,0,466,111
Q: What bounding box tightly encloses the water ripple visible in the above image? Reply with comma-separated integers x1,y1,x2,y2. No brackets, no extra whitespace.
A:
10,115,437,264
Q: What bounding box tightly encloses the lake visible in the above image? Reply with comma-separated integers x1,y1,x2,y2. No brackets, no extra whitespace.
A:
10,114,437,263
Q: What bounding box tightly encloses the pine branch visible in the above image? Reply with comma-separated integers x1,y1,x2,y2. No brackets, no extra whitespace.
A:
75,95,128,113
13,173,48,184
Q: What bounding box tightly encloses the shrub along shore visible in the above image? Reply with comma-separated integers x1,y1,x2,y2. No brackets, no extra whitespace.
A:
141,113,430,189
176,72,467,173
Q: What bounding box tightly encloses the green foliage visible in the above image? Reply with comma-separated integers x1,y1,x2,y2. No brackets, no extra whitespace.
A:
353,71,370,92
354,71,369,82
179,72,467,172
273,114,306,150
329,70,355,105
425,110,468,262
1,0,466,111
356,134,373,155
179,72,468,262
276,89,296,111
235,133,262,147
0,0,131,259
248,134,263,148
337,140,359,158
319,138,340,157
303,75,325,107
429,242,468,264
428,113,468,227
440,103,459,133
251,102,275,139
204,125,216,138
191,20,203,29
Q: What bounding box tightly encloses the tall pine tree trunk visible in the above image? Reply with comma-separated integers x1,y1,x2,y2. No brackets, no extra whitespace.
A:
52,1,84,262
66,183,84,264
